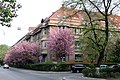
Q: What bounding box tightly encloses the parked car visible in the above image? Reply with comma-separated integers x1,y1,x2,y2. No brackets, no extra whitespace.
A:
100,64,108,69
109,64,120,73
109,65,117,68
117,64,120,66
71,64,86,73
3,64,9,69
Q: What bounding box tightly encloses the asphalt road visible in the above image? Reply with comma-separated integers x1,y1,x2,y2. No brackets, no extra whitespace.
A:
0,67,106,80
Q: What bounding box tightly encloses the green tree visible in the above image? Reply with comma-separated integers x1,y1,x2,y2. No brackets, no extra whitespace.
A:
63,0,120,65
0,0,21,27
109,39,120,63
0,44,9,63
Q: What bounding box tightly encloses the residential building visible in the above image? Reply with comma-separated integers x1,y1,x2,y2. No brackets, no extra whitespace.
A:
12,6,120,63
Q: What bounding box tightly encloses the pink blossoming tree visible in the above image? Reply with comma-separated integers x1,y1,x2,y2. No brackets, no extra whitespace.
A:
4,41,39,65
47,28,74,61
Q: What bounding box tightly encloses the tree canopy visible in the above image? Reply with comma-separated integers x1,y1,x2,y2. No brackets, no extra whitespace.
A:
110,39,120,62
63,0,120,65
47,28,74,61
0,44,9,63
4,41,39,65
0,0,21,27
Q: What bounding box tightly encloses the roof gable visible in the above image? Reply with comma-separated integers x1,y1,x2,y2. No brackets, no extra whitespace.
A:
48,7,84,27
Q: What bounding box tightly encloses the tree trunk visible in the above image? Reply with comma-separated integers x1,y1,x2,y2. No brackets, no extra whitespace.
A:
97,51,104,66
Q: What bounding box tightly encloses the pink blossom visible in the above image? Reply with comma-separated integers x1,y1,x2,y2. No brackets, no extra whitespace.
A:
47,28,74,57
4,41,39,64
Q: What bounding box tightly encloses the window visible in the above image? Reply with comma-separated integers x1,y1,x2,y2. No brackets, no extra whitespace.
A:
34,35,38,41
42,41,47,48
43,29,47,35
109,32,112,38
59,26,65,29
76,29,80,34
58,26,65,32
75,54,83,62
75,41,80,48
36,34,39,40
60,56,66,62
30,36,34,42
75,28,82,35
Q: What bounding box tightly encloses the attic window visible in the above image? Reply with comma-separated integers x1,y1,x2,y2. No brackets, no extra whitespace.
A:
118,27,120,30
115,18,118,20
57,15,60,17
74,17,78,19
59,21,64,25
63,16,67,19
81,18,84,20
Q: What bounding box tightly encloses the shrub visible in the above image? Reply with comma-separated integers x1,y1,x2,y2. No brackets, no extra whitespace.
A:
100,68,113,74
99,68,115,78
87,64,96,68
41,61,54,64
10,63,71,71
82,67,117,78
82,68,96,77
113,67,120,73
52,63,70,71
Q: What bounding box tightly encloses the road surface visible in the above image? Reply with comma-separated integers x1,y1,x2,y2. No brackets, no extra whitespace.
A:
0,67,105,80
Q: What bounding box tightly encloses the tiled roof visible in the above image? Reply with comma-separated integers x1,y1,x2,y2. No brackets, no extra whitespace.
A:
48,7,120,29
48,7,84,27
109,15,120,28
29,7,120,37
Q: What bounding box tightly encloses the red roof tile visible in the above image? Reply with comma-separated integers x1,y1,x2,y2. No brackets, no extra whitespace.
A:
48,7,84,27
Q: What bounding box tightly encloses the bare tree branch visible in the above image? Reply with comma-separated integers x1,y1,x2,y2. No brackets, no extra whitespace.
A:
107,0,112,10
110,2,120,15
88,0,105,16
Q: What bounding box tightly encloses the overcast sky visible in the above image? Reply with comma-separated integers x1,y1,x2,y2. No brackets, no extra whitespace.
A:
0,0,120,46
0,0,63,46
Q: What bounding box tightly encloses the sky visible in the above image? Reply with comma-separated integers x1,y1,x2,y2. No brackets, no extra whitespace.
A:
0,0,63,46
0,0,120,46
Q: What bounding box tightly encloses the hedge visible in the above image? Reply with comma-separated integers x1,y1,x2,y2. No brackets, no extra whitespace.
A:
10,63,71,71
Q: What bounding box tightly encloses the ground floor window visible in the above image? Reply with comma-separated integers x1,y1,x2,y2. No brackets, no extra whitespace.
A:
39,54,47,62
75,54,83,62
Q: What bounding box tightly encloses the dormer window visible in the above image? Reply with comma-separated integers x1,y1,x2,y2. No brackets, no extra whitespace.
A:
57,15,60,17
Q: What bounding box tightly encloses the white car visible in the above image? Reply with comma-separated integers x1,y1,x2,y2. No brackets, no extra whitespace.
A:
3,64,9,69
